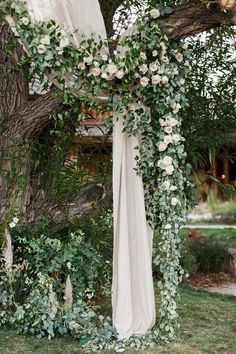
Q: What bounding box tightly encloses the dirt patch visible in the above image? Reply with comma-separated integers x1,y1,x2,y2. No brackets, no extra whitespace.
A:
184,271,236,289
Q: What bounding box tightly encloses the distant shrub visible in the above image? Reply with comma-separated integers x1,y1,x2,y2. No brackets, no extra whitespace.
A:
189,238,230,273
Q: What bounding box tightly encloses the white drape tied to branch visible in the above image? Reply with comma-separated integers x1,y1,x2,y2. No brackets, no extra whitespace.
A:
112,106,156,340
7,0,156,340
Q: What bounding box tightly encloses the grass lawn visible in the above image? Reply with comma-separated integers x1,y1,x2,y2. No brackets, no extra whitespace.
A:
0,286,236,354
180,228,236,249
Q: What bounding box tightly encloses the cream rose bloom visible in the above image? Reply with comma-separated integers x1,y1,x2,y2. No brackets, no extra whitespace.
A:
37,44,46,54
21,17,30,26
152,74,161,85
140,64,148,74
149,62,158,72
116,69,125,79
164,126,172,134
162,156,173,167
172,134,181,143
90,67,101,77
150,9,161,18
175,53,183,63
83,55,94,65
78,62,86,70
164,135,173,145
59,36,70,49
40,35,50,45
140,76,149,87
162,75,169,84
165,165,174,175
171,197,179,206
158,142,168,152
107,63,118,75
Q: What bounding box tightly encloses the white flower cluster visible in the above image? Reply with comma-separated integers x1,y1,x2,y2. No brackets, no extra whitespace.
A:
9,216,19,229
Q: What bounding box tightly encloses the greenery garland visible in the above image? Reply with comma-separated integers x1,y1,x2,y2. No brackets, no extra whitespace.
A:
1,0,194,348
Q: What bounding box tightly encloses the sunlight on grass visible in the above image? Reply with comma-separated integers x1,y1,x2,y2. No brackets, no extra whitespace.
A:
0,286,236,354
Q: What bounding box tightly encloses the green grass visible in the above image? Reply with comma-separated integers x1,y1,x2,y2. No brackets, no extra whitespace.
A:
180,228,236,248
0,286,236,354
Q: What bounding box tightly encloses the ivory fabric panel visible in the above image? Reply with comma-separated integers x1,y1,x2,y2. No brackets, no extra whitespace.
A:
112,109,156,340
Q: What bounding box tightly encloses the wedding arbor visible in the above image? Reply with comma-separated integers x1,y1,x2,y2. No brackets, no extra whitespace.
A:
1,0,236,349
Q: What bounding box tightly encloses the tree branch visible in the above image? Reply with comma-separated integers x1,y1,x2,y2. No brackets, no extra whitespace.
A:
162,1,236,40
2,87,61,143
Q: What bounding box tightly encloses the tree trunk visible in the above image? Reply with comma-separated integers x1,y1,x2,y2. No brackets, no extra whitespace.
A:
0,24,107,231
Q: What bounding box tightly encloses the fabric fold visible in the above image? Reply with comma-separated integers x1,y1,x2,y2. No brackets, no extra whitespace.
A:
112,107,156,340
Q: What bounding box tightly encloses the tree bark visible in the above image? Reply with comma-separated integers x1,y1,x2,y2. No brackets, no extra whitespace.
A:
162,1,236,40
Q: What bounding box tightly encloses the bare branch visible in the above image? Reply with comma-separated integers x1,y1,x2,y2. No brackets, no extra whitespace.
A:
162,1,236,40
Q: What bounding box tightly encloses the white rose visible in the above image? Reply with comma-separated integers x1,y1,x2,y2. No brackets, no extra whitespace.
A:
37,44,46,54
90,67,101,77
83,55,94,65
158,142,168,152
107,63,118,75
101,71,109,80
93,61,100,67
159,118,165,126
162,75,169,84
158,67,165,74
172,134,181,143
140,64,148,74
152,50,158,57
175,53,183,63
164,135,173,145
150,8,161,19
21,17,30,26
140,52,147,60
171,197,179,206
164,126,172,134
149,62,158,72
116,69,125,79
160,42,166,50
152,74,161,85
59,36,70,49
168,118,178,127
179,78,185,85
40,35,50,45
165,224,172,230
66,262,72,270
78,62,86,70
162,156,172,167
140,76,149,87
163,180,171,191
161,56,169,64
173,103,181,114
9,222,16,229
56,47,64,55
102,54,108,61
13,217,19,224
165,165,174,175
170,185,178,192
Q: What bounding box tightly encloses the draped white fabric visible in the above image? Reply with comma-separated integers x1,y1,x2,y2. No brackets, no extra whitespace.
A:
26,0,107,43
112,110,156,339
7,0,156,340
